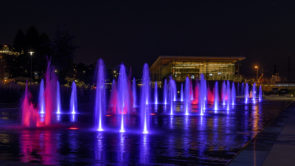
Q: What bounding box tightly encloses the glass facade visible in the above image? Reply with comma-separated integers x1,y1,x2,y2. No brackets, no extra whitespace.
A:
150,56,245,82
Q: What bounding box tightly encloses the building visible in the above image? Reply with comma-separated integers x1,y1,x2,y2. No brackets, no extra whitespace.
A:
150,56,245,82
0,45,20,81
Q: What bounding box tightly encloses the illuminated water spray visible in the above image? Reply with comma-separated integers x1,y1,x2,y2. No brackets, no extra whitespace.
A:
231,82,236,106
214,81,219,112
70,81,78,114
56,80,61,114
259,85,263,102
132,78,136,107
184,77,191,115
169,78,176,115
222,81,226,106
141,64,150,134
245,83,249,104
154,81,158,105
226,80,231,112
38,79,45,114
180,83,184,102
252,83,256,104
118,64,129,133
163,79,167,105
199,74,206,116
95,59,105,131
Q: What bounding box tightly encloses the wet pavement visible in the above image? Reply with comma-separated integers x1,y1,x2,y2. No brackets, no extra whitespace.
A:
230,102,295,166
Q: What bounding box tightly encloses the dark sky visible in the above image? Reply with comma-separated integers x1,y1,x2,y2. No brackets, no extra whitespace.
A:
1,0,295,80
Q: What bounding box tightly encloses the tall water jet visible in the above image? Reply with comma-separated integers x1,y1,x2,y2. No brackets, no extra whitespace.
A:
163,79,167,105
140,64,150,134
190,80,194,101
171,79,177,102
231,82,236,106
56,81,61,114
252,83,256,104
259,85,263,102
38,79,45,114
226,80,231,112
22,84,40,127
214,81,219,112
95,59,105,131
44,61,57,126
241,83,245,96
199,74,206,115
184,77,191,115
180,83,184,102
132,78,137,107
70,81,78,114
154,81,158,105
222,81,226,106
117,64,129,133
245,83,249,104
169,78,176,115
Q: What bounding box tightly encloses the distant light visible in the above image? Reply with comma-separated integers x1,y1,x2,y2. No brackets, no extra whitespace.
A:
209,73,213,76
218,72,222,75
28,51,34,56
254,65,259,70
68,127,79,130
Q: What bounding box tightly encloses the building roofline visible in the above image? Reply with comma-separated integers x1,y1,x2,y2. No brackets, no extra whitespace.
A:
150,56,246,70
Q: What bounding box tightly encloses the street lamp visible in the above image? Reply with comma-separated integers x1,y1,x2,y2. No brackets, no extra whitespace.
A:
28,51,34,83
254,65,259,81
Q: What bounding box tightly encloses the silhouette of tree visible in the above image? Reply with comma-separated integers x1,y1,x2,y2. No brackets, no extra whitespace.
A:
51,28,76,83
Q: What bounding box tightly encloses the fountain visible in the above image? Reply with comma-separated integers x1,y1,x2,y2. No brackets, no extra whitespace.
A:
184,77,191,115
132,78,136,107
214,81,219,112
141,64,150,134
252,83,256,104
56,80,61,114
231,82,236,106
169,78,175,115
117,64,129,133
163,79,167,105
180,83,184,102
199,74,206,115
259,85,262,102
70,81,78,115
154,81,158,105
222,81,226,106
22,61,57,127
226,80,231,112
44,61,57,126
22,84,40,127
38,79,45,114
245,83,249,104
174,80,177,102
190,80,194,101
95,59,105,131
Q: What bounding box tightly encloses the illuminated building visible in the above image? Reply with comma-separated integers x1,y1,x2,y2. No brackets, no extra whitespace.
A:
0,45,20,80
150,56,245,82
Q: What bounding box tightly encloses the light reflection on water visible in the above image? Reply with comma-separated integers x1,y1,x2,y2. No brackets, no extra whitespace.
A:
0,101,287,165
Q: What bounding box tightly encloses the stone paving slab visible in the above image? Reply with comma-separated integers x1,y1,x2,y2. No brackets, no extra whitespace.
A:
262,105,295,166
230,102,294,166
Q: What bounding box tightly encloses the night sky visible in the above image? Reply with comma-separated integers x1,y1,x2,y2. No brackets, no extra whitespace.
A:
1,0,295,80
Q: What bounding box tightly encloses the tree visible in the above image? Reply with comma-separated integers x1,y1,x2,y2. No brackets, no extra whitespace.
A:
13,29,25,53
51,28,76,83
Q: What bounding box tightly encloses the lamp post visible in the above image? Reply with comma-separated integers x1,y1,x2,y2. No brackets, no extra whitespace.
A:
28,51,34,83
254,65,259,81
